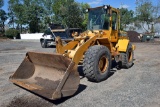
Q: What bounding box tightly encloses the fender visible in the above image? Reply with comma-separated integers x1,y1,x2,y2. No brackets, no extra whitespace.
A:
116,39,129,52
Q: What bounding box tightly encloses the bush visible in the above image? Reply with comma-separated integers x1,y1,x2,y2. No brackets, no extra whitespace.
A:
0,32,3,37
5,29,20,39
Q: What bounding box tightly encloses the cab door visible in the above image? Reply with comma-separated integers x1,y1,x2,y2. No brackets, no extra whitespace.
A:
111,11,119,42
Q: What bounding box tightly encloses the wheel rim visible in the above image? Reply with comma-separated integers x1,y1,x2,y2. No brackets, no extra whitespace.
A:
128,49,133,62
98,55,108,73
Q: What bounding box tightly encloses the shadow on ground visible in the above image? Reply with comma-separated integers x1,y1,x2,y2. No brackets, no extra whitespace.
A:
49,45,56,48
50,84,87,105
6,84,86,107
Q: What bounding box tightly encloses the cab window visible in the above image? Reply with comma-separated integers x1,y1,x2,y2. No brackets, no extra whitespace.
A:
44,28,52,35
112,11,117,30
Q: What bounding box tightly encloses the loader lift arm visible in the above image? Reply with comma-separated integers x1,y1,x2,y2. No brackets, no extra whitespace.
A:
56,33,99,64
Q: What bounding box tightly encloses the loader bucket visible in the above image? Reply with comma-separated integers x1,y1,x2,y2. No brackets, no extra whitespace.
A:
9,52,80,100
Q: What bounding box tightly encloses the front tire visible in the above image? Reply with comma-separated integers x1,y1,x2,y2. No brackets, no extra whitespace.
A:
120,43,133,68
41,39,47,48
83,45,111,82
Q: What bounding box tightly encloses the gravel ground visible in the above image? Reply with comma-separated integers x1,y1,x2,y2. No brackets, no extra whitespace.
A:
0,40,160,107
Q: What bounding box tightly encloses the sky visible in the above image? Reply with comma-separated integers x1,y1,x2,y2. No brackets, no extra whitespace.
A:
76,0,136,10
2,0,8,12
2,0,159,13
2,0,136,12
76,0,159,10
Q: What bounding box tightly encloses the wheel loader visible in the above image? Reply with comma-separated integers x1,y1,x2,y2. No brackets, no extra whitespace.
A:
9,5,135,100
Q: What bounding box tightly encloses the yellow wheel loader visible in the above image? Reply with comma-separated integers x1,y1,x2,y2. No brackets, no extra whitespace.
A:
9,5,135,100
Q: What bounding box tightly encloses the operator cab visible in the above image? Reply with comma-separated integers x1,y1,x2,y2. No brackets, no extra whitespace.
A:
87,5,119,31
86,5,120,42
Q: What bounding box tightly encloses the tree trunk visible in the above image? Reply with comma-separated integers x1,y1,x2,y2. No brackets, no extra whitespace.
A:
141,23,148,33
21,24,22,33
2,21,5,33
13,23,14,28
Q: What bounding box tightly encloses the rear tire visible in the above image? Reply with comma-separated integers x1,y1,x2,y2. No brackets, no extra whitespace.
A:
83,45,111,82
41,39,47,48
120,43,133,68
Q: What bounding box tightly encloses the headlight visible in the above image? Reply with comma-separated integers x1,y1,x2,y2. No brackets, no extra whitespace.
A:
104,5,107,9
85,9,89,13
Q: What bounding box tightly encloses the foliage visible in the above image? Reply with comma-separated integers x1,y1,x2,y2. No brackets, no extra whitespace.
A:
0,0,3,8
52,0,82,28
0,9,7,33
0,0,7,33
135,0,157,32
8,0,15,28
52,0,89,30
52,0,69,24
120,8,134,30
8,0,46,33
5,28,19,38
80,3,90,30
63,2,83,28
7,0,90,33
41,0,54,29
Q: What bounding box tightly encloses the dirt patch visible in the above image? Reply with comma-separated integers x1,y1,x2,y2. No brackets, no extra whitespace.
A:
0,39,10,42
127,31,141,42
0,36,10,42
0,47,26,51
5,96,53,107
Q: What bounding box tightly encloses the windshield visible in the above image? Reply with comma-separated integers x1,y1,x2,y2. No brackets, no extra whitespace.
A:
54,32,68,39
88,8,109,30
44,28,52,35
44,29,69,39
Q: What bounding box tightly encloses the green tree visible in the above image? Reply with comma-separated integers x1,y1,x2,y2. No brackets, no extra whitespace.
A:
23,0,49,33
120,8,134,30
8,0,26,32
7,0,89,33
0,0,7,33
0,0,4,8
13,3,27,32
27,1,45,33
52,0,89,30
52,0,69,25
8,8,15,28
8,0,45,33
80,3,90,30
63,2,83,28
0,9,7,33
42,0,54,24
8,0,21,29
135,0,157,32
